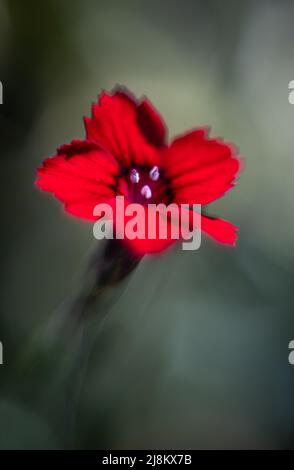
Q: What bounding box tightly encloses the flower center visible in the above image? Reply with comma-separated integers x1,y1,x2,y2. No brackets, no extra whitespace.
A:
140,185,152,199
123,165,168,205
149,166,160,181
130,168,140,184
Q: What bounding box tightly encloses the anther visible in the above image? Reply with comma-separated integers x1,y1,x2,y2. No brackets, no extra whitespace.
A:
141,185,152,199
130,168,140,183
149,166,160,181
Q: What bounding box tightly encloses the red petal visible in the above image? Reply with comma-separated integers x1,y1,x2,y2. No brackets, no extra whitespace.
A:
201,215,238,246
107,198,177,255
84,88,161,167
178,208,238,246
64,199,110,220
163,128,241,205
137,98,167,148
35,140,118,220
111,203,237,252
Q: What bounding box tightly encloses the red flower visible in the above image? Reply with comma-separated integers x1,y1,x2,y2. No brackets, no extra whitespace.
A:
36,87,241,255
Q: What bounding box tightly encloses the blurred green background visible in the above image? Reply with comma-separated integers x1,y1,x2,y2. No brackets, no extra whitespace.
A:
1,0,294,450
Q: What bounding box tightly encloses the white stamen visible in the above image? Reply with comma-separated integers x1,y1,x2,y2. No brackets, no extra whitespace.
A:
149,166,160,181
141,185,152,199
130,168,140,183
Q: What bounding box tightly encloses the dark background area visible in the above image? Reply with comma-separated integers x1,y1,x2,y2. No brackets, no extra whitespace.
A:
1,0,294,449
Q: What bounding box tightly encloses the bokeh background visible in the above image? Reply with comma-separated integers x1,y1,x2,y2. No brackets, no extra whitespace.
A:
1,0,294,450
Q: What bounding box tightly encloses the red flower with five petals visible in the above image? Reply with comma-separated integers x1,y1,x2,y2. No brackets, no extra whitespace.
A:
36,87,241,255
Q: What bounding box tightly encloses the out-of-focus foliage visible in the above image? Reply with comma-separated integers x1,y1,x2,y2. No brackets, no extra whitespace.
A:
1,0,294,449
